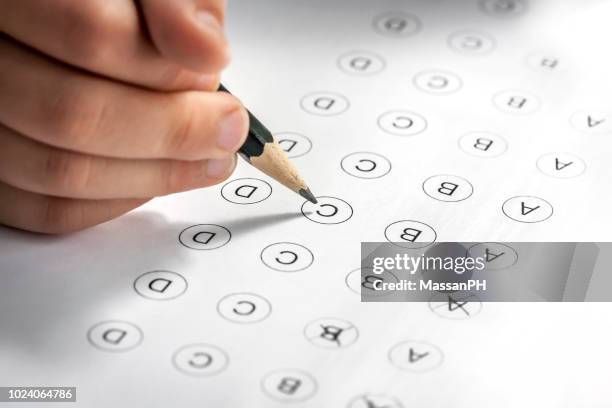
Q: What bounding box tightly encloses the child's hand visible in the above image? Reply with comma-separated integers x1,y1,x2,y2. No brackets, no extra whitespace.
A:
0,0,248,233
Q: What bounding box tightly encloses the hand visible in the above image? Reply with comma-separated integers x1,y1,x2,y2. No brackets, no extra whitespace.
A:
0,0,248,233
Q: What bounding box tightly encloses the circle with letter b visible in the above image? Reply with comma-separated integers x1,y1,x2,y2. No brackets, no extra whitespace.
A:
422,174,473,202
261,369,317,402
384,220,437,249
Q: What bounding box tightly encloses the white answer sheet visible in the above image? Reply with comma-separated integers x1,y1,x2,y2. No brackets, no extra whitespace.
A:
1,0,612,407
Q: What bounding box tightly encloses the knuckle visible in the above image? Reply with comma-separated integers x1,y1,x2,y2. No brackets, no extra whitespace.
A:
43,86,108,149
44,149,92,194
164,95,203,159
61,1,117,64
159,161,196,194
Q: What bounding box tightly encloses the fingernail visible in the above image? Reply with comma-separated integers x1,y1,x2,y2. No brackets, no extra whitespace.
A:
195,10,225,40
206,156,235,179
217,109,247,151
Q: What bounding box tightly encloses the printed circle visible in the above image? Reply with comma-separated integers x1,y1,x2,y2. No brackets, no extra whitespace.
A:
221,178,272,205
348,394,404,408
526,53,562,72
260,242,314,272
384,220,437,248
275,132,312,158
413,70,463,94
502,195,553,223
133,270,188,300
341,152,392,179
300,92,349,116
570,111,612,134
468,242,518,270
345,267,399,297
172,344,229,376
479,0,527,17
373,11,421,37
428,292,483,320
338,51,386,75
179,224,231,250
378,110,427,136
304,318,359,348
448,30,495,55
537,152,586,178
217,292,272,324
458,131,507,158
301,196,353,225
388,340,444,372
493,90,540,114
87,321,143,352
422,174,473,202
261,369,317,402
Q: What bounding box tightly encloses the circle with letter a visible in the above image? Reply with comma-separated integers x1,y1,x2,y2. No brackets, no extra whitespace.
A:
502,195,553,223
388,340,444,372
178,224,231,250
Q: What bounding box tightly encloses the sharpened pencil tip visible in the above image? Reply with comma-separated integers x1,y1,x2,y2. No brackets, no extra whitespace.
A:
299,188,318,204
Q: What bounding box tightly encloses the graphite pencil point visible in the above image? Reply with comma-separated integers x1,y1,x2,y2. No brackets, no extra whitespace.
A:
299,188,318,204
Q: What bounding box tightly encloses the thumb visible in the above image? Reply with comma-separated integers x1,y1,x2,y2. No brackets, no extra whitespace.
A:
139,0,230,74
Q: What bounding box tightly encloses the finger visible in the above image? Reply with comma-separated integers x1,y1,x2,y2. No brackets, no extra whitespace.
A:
0,36,248,161
0,0,226,91
0,182,148,234
140,0,230,72
0,125,237,199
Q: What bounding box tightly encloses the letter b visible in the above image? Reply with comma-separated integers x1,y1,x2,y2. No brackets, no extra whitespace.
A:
438,182,458,196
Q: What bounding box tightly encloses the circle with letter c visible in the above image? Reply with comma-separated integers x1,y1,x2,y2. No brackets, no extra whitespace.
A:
301,196,353,224
217,292,272,323
341,152,391,179
172,344,229,376
260,242,314,272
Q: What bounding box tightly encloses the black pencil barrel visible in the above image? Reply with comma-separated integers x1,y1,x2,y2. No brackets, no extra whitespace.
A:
218,84,273,160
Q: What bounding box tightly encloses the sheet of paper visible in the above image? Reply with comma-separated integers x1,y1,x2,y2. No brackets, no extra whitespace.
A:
1,0,612,406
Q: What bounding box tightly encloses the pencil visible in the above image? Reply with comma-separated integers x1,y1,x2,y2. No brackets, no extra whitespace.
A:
218,84,317,204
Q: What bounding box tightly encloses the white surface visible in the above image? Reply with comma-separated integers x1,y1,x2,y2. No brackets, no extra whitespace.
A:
1,0,612,406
